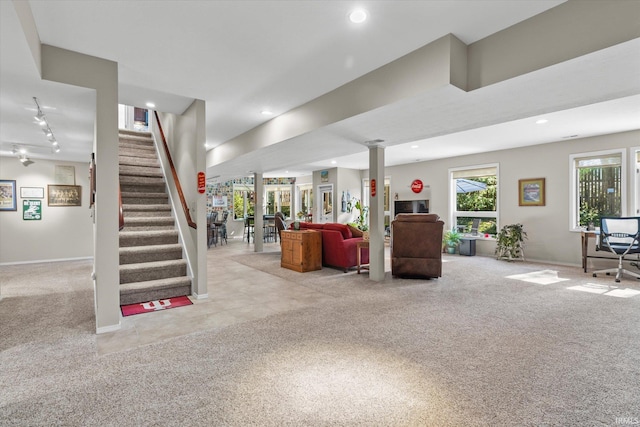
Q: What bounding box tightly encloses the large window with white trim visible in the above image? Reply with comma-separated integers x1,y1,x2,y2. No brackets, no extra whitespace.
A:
233,186,255,220
265,185,292,218
450,165,498,237
570,149,625,230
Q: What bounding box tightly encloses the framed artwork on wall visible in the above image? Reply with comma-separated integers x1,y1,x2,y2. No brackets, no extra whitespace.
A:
48,185,82,207
20,187,44,199
0,180,17,211
519,178,545,206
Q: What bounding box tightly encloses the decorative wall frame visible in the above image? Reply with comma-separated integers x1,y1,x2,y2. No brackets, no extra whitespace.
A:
0,180,17,211
89,153,96,207
20,187,44,199
518,178,545,206
48,185,82,207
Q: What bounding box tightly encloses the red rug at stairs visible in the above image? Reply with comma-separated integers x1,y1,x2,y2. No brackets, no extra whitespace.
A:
121,295,193,317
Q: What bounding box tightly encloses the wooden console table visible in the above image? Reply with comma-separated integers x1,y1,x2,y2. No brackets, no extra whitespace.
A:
281,230,322,272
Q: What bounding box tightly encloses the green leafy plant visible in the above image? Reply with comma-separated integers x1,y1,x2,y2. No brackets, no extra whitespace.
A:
347,198,369,231
443,229,462,253
579,203,600,228
495,223,527,261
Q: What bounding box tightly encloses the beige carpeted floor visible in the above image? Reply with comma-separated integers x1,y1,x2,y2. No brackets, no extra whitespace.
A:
1,241,639,426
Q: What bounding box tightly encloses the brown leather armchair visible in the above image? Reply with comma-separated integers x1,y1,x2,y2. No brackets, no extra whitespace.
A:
391,213,444,278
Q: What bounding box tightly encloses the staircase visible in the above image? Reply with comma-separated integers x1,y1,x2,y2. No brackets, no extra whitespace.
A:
118,129,191,305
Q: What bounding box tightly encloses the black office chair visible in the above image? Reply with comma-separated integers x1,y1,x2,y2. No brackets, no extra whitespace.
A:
593,217,640,283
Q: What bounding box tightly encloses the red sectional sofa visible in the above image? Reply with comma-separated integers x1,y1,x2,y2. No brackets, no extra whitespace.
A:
290,222,369,272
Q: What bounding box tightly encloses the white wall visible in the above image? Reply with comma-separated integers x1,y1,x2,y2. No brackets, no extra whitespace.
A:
0,156,93,264
385,130,639,266
155,101,207,298
336,168,362,224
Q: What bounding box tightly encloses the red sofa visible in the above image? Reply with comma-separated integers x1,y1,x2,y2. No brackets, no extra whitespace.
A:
290,222,369,272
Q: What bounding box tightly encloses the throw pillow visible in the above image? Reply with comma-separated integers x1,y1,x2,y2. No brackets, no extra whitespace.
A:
348,224,363,237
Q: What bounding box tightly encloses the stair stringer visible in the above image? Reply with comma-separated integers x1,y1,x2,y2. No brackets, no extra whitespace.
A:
148,128,197,297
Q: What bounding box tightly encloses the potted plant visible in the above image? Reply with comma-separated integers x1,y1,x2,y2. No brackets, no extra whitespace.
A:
347,198,369,231
443,229,462,254
495,223,527,261
579,203,600,230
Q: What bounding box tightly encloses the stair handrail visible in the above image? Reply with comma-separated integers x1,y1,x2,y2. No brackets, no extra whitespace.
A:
153,111,197,229
119,184,124,231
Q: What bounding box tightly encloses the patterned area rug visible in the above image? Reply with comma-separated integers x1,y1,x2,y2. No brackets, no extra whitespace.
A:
121,295,193,317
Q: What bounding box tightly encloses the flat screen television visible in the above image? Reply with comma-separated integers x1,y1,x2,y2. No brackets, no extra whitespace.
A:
394,200,429,216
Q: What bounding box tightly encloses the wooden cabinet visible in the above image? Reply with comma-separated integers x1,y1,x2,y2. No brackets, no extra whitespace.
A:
280,230,322,272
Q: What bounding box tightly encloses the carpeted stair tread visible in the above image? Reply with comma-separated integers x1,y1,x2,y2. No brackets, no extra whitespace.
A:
119,156,159,167
119,165,164,178
119,175,166,186
119,259,187,284
123,204,172,217
119,129,152,138
119,150,158,160
124,216,174,224
118,128,191,303
123,204,171,211
121,190,168,197
119,134,153,142
120,244,183,265
119,276,192,305
119,229,179,247
119,142,155,152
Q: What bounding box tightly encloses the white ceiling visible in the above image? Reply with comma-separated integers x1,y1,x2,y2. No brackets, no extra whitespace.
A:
1,1,639,178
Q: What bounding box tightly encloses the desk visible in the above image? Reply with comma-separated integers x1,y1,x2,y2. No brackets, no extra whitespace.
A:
582,229,640,273
357,240,370,274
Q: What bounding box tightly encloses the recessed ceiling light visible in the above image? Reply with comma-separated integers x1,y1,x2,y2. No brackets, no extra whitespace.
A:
331,160,337,164
146,102,155,108
536,119,548,124
349,9,367,23
261,110,273,115
411,145,419,149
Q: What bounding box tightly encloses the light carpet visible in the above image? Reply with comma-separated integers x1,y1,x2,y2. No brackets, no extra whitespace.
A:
1,250,639,426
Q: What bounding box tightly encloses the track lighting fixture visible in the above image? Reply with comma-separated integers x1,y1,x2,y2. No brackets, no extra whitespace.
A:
32,97,61,153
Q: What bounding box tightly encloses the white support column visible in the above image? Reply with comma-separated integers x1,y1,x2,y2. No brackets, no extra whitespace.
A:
254,173,264,252
40,45,120,332
193,100,208,299
369,146,385,281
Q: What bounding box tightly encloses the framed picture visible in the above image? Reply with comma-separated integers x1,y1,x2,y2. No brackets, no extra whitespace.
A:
20,187,45,199
55,165,76,185
48,185,82,207
0,180,17,211
320,170,329,183
89,153,96,207
519,178,545,206
23,200,42,220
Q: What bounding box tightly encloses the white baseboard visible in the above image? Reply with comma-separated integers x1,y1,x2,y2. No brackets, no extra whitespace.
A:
0,256,93,266
193,292,209,300
96,322,121,334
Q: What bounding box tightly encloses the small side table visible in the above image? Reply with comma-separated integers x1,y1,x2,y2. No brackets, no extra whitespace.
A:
357,240,370,274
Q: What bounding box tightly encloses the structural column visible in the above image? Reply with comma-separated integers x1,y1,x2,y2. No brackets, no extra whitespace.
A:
368,146,385,281
254,172,264,252
40,45,120,333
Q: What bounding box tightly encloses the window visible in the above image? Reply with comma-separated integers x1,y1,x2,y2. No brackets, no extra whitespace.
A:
449,165,498,237
296,184,312,219
233,187,254,220
265,185,292,218
570,149,625,230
